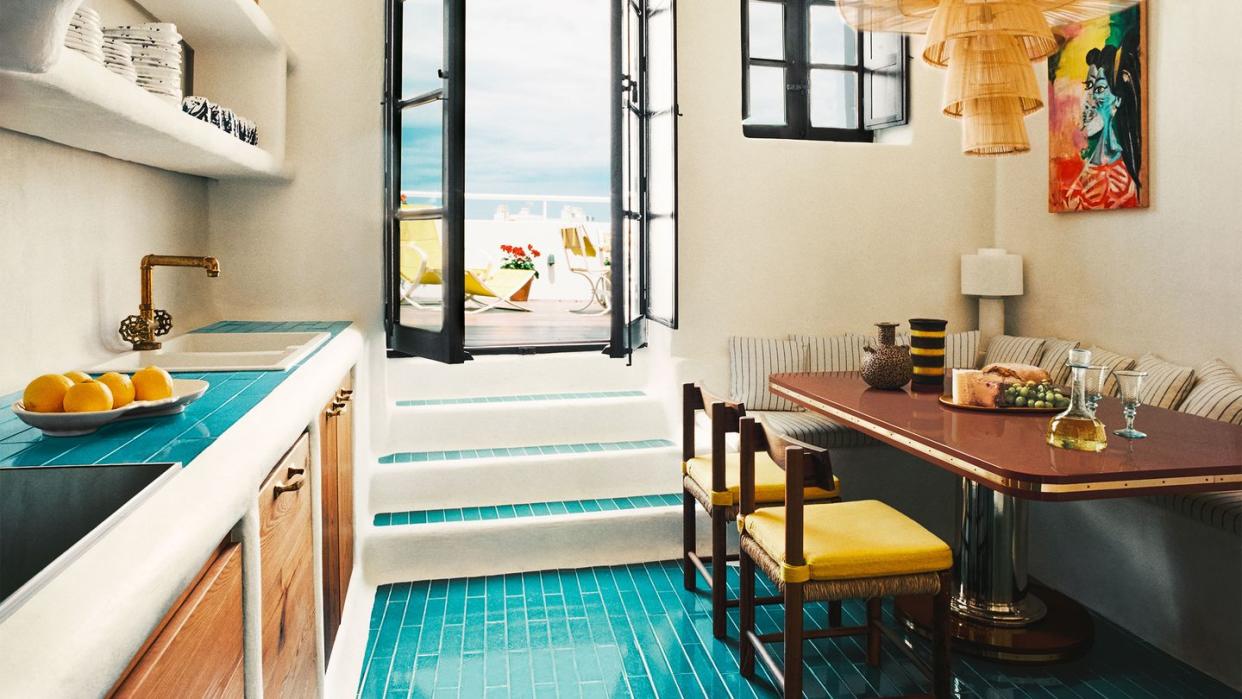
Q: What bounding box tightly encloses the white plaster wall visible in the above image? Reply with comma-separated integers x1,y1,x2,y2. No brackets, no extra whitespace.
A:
671,4,997,391
0,130,215,391
994,0,1242,370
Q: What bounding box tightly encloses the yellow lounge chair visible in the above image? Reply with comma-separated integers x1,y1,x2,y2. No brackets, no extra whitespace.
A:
561,226,609,315
464,267,535,314
398,214,443,309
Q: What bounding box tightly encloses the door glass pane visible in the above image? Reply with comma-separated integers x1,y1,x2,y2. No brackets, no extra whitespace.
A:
810,68,858,128
402,0,444,98
748,1,784,60
401,102,444,199
397,215,444,331
809,4,857,65
646,216,675,325
744,65,785,125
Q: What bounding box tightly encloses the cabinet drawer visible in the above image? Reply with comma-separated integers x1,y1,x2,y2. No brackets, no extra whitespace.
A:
259,432,319,698
112,542,244,698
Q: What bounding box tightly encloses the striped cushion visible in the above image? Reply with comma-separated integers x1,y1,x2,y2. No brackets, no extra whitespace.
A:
1133,354,1196,410
945,330,981,370
1178,360,1242,425
1086,346,1137,397
793,334,868,373
984,335,1046,367
1147,493,1242,537
1037,338,1081,386
753,411,878,449
729,337,806,412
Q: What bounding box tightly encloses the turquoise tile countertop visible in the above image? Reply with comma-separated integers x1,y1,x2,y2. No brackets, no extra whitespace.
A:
0,321,351,468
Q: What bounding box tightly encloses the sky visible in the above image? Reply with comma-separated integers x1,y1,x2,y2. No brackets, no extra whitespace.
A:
401,0,611,219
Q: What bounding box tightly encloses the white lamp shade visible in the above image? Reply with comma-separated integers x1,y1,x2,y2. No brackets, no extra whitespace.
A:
961,248,1023,296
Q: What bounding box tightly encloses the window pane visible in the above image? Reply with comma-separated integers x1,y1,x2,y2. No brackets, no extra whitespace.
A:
401,102,444,196
748,1,784,60
809,4,857,65
646,216,675,324
402,0,443,98
744,65,785,125
398,215,444,332
810,69,858,128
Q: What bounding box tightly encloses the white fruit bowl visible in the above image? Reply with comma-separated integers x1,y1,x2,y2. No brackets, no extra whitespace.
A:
11,379,209,437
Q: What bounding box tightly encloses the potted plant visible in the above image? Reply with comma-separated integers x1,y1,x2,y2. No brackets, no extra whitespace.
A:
499,243,541,302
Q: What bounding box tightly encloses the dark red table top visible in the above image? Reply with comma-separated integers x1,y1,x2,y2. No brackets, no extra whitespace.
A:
771,372,1242,501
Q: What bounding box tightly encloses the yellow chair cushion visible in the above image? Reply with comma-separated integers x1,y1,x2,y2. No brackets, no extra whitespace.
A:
684,452,841,506
744,500,952,581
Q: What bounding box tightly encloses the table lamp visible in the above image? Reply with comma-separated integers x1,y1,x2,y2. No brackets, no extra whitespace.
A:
961,248,1023,348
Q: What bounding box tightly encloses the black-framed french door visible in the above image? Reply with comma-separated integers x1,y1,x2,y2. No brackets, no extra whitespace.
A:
384,0,469,363
610,0,679,360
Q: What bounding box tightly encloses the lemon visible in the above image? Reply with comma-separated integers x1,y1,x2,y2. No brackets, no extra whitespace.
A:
63,380,114,413
22,374,74,413
97,372,136,409
64,370,92,384
133,366,174,402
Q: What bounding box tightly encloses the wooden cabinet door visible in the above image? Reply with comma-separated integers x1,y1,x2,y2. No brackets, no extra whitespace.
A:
259,433,319,698
111,541,244,698
321,373,355,662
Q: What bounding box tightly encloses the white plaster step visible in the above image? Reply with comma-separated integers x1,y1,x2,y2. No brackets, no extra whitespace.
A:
387,352,653,400
386,391,671,452
362,493,721,583
369,440,681,513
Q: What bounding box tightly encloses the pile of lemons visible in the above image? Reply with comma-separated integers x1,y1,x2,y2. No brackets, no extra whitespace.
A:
22,366,174,413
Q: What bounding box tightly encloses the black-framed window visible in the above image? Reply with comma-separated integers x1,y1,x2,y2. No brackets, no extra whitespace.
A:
741,0,908,142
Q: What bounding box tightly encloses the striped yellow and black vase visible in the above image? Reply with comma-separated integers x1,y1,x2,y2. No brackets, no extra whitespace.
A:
909,318,948,393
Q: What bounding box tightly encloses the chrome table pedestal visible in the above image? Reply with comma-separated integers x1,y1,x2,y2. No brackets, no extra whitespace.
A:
895,480,1094,663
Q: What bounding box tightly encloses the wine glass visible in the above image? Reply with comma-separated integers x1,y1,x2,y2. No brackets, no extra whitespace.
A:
1113,370,1149,440
1083,365,1112,414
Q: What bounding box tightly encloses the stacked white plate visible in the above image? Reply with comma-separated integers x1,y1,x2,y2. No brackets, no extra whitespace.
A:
103,38,137,83
65,7,105,64
103,23,183,105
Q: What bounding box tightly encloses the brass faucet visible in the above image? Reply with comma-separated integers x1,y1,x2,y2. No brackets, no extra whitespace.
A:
119,255,220,351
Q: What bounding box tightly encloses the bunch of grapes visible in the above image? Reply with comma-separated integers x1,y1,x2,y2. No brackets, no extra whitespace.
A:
1000,380,1070,409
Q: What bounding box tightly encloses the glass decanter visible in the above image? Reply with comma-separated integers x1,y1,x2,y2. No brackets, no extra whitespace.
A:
1047,349,1108,453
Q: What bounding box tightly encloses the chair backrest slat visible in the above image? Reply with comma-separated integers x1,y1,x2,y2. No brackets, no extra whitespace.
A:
759,419,835,493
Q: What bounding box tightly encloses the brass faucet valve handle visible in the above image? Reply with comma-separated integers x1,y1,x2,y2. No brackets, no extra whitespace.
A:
119,315,153,348
152,309,173,337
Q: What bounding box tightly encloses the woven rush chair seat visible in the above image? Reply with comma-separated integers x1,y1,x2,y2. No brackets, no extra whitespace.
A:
740,536,943,601
683,451,842,516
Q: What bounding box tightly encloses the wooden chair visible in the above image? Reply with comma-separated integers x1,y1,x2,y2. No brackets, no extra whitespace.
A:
681,383,843,640
737,417,954,698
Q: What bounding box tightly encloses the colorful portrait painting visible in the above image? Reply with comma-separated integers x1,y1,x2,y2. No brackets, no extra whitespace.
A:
1048,2,1148,214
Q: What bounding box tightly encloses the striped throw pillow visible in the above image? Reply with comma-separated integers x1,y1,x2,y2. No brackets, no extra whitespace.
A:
1086,346,1138,396
984,335,1047,367
729,337,806,412
1179,360,1242,425
793,334,869,373
1037,338,1081,387
1133,355,1196,410
946,330,981,370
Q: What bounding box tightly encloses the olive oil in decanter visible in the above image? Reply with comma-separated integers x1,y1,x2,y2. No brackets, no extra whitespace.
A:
1046,348,1108,453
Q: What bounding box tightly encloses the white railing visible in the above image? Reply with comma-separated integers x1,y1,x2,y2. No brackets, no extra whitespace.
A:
401,190,610,221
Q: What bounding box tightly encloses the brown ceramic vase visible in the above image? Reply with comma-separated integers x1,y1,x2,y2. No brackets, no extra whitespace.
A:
861,322,913,390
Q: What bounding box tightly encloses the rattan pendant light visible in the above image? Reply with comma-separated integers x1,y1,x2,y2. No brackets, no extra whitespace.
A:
961,95,1031,156
942,33,1043,117
836,0,1139,34
923,0,1057,67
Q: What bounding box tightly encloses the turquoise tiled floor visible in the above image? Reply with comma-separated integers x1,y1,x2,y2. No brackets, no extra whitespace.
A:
0,320,349,468
375,494,682,527
358,560,1239,699
397,391,645,407
379,439,675,464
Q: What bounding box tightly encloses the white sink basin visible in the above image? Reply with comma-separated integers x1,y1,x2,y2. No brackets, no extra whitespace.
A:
90,331,331,373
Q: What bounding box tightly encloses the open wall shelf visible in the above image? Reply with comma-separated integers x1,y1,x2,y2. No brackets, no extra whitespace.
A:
0,0,291,181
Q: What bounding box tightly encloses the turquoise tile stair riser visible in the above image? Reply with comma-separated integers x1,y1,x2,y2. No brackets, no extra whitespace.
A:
378,439,675,464
358,560,1239,699
375,493,682,527
397,390,645,408
0,321,350,468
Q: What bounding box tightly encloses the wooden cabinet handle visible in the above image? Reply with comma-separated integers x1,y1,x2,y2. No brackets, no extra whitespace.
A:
273,475,306,497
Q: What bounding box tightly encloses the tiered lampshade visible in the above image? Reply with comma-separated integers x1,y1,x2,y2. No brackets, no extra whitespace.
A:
943,33,1043,117
961,96,1031,156
924,0,1057,67
835,0,940,33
